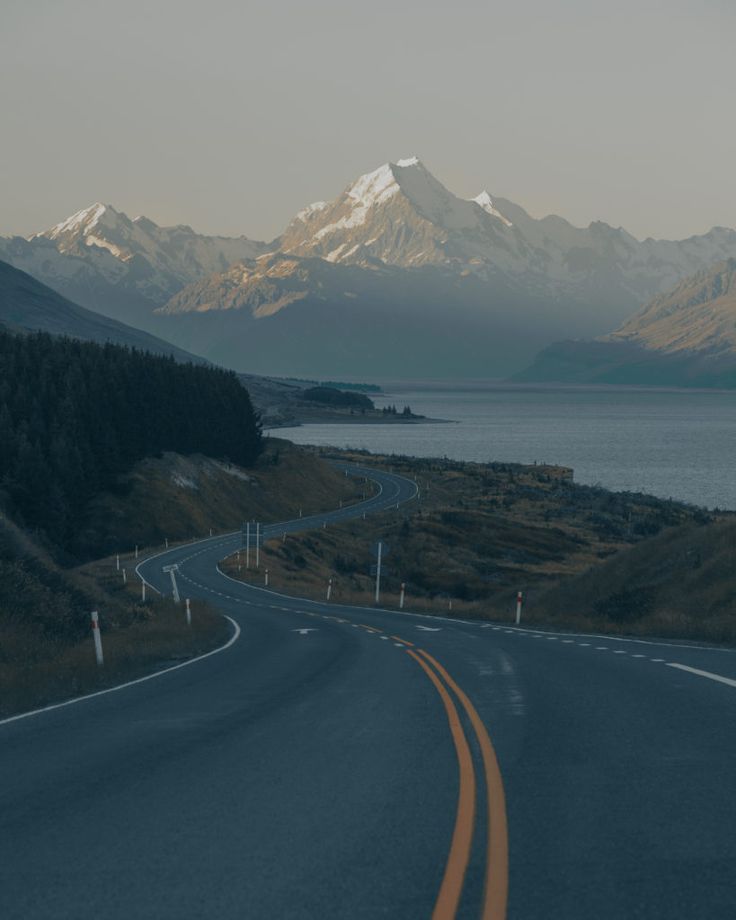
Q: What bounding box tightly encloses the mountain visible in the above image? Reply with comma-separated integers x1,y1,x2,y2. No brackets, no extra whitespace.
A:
7,158,736,377
516,259,736,388
0,258,204,362
0,204,266,329
155,157,736,376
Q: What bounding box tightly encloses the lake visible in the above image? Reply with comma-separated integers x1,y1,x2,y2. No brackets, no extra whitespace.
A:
274,383,736,510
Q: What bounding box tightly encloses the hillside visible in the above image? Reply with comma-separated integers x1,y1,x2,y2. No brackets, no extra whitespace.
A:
516,259,736,387
221,448,728,641
80,438,371,556
534,517,736,642
0,330,261,557
0,258,204,361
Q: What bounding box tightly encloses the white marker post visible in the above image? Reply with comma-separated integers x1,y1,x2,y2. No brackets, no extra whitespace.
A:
116,553,120,572
515,591,523,625
327,577,333,601
256,522,261,569
135,545,139,560
122,568,127,584
399,583,406,610
141,578,146,603
185,598,191,626
165,538,169,549
91,611,104,667
246,522,250,569
264,569,269,587
163,564,180,603
375,541,382,605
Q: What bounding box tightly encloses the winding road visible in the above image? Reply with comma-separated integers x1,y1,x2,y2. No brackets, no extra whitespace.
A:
1,465,735,919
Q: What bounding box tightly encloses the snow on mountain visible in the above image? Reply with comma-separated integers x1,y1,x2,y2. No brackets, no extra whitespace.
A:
7,156,736,378
277,156,736,315
279,157,518,269
472,192,513,227
0,204,267,327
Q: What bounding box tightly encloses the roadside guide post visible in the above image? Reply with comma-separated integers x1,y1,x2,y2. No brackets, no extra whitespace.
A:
91,611,104,667
327,577,333,601
371,540,390,605
399,582,406,610
516,590,523,624
163,564,180,603
186,598,191,626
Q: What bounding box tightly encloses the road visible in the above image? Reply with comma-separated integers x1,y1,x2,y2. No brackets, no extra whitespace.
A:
1,464,735,919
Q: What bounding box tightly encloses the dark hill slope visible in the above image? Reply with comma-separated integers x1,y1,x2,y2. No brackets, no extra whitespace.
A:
0,258,204,362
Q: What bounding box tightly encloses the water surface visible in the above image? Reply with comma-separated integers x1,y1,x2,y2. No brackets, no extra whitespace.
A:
275,383,736,509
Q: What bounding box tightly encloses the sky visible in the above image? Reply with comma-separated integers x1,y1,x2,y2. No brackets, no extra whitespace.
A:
1,0,734,242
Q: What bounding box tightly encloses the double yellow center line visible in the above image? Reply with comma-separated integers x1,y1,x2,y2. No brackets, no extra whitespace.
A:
407,648,509,920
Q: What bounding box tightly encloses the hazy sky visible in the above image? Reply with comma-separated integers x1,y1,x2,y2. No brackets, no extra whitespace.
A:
2,0,734,242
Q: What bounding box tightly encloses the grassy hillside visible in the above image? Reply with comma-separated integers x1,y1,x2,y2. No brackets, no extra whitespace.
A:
533,517,736,642
222,449,727,640
0,510,227,717
80,438,371,556
0,438,367,717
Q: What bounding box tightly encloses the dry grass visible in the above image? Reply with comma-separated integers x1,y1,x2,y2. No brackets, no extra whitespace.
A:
77,438,372,560
0,441,376,718
221,447,734,644
0,591,227,719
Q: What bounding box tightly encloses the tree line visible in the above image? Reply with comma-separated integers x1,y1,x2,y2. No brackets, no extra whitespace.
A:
0,331,262,554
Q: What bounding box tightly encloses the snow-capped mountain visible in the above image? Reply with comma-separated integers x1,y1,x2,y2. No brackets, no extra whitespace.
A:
6,156,736,377
278,156,521,270
277,156,736,311
154,156,736,376
0,204,266,328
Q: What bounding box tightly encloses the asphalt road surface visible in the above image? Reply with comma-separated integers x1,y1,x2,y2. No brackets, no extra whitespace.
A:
2,464,735,919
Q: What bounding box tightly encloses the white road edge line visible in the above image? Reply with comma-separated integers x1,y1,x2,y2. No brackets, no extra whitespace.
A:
0,616,241,728
666,663,736,689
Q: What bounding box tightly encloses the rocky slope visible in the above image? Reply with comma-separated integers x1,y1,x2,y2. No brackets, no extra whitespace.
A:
516,259,736,387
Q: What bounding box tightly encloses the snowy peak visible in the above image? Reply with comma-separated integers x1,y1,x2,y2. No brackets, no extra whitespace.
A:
5,202,268,319
472,191,513,227
35,202,118,242
279,156,518,267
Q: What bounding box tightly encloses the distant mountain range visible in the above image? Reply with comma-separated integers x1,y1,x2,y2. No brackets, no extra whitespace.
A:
0,258,202,362
0,203,265,326
516,259,736,387
5,157,736,376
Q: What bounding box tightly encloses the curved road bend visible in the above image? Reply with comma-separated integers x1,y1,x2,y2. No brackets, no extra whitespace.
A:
1,465,735,919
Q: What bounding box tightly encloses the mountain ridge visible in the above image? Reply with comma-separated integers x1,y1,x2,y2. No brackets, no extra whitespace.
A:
6,157,736,376
0,258,205,362
515,258,736,388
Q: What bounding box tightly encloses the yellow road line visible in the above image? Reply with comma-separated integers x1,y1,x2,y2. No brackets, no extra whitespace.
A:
406,650,476,920
419,650,509,920
391,635,414,646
